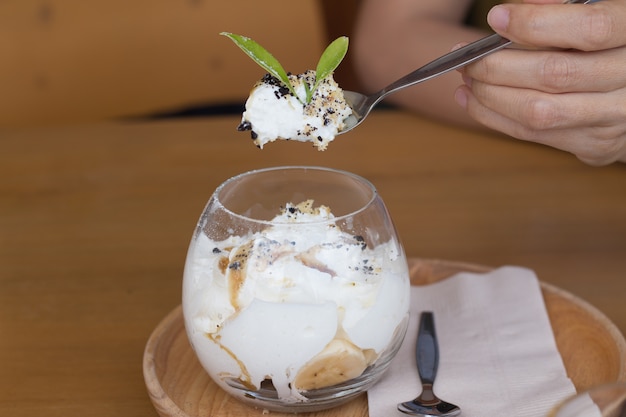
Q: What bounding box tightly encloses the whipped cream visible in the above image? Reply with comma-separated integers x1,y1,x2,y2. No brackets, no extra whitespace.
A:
183,201,410,402
237,71,353,151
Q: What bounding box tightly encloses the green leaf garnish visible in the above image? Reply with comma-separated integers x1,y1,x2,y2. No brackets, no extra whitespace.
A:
220,32,299,99
220,32,349,104
313,36,349,93
303,81,312,104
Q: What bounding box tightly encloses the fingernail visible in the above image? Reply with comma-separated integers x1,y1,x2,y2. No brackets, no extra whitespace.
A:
454,88,468,109
450,42,466,52
487,5,510,31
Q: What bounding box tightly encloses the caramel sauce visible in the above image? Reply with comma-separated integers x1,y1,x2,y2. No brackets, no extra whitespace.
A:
296,252,337,277
218,256,229,275
207,333,256,390
227,241,253,311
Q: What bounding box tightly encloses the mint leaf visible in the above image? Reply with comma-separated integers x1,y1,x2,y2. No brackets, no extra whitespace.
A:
313,36,349,92
303,81,312,104
220,33,350,105
220,32,299,99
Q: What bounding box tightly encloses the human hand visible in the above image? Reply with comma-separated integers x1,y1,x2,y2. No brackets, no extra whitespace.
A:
455,0,626,165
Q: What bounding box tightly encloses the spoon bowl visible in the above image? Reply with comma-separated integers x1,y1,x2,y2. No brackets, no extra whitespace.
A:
397,389,461,417
397,312,461,417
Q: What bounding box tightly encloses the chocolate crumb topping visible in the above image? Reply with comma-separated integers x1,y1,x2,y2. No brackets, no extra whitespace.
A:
237,121,252,131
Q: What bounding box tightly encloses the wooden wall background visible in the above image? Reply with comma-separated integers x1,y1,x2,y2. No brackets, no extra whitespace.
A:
0,0,328,127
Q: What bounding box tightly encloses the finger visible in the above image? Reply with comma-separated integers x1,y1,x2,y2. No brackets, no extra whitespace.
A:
468,78,626,130
464,47,626,93
488,1,626,51
456,84,626,165
522,0,564,4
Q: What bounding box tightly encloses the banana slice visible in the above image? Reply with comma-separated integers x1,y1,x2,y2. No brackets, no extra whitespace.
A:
294,338,367,390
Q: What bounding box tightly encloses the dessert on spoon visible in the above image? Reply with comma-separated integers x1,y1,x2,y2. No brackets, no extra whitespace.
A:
221,33,352,151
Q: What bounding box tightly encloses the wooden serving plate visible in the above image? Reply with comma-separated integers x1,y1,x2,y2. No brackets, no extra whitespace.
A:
143,259,626,417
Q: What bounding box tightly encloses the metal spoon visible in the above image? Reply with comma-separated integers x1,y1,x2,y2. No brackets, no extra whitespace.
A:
338,0,596,135
397,312,460,417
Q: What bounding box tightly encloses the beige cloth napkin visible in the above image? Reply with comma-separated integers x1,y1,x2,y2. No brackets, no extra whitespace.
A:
368,266,578,417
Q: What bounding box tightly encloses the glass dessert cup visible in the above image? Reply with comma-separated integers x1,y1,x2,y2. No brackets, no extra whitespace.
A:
182,166,410,413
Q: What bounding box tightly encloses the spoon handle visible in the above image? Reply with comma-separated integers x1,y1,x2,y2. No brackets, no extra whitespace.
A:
378,0,595,100
379,33,510,99
416,311,439,386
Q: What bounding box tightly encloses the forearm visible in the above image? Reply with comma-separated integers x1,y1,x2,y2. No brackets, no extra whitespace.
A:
352,0,488,127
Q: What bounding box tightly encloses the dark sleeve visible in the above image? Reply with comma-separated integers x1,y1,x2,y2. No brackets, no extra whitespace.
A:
465,0,501,31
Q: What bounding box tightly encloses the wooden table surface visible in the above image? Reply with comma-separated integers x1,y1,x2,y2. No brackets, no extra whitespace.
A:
2,110,625,416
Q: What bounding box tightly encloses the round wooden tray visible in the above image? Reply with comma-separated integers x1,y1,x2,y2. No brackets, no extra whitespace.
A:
143,259,626,417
